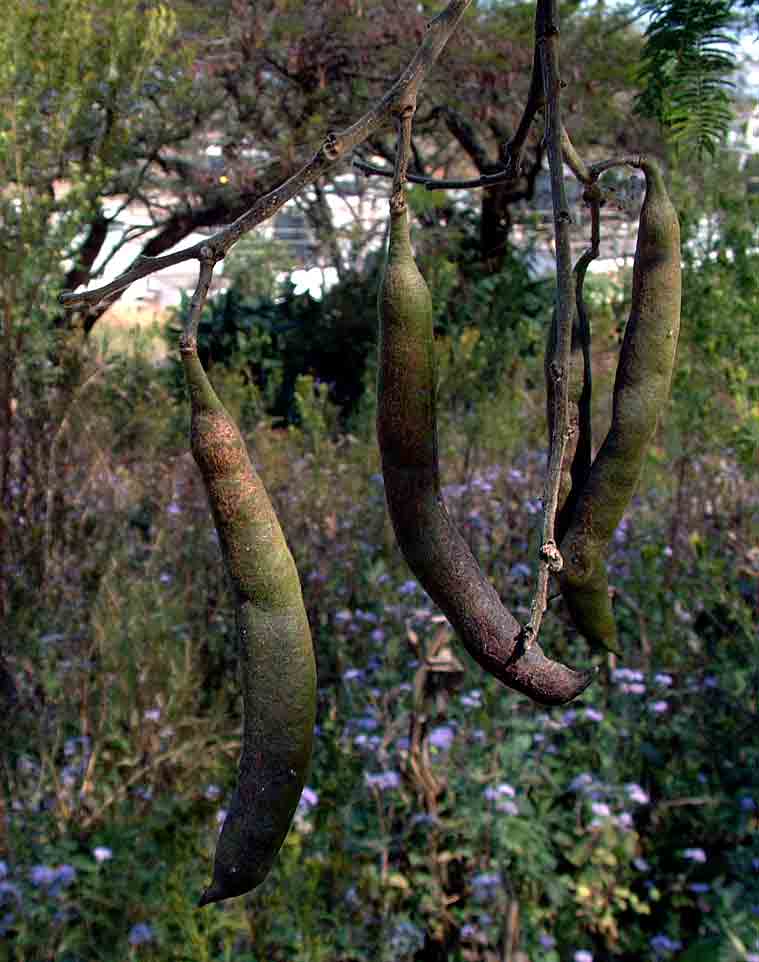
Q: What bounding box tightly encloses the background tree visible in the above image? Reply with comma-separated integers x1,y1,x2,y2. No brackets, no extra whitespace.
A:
635,0,745,155
0,0,209,668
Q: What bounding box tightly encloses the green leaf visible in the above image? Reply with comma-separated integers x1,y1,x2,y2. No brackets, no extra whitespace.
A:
635,0,739,155
676,937,724,962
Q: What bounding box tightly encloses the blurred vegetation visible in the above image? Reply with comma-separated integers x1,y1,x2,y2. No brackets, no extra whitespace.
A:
1,2,758,958
0,0,204,632
1,171,758,958
164,212,554,449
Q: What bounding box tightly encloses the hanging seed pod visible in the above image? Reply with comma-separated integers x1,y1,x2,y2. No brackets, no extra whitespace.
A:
377,204,594,706
181,342,317,907
545,275,592,546
547,251,617,653
559,158,681,652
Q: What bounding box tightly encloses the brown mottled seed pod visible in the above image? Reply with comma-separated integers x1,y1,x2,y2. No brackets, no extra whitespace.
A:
181,343,317,907
377,205,594,706
559,159,681,651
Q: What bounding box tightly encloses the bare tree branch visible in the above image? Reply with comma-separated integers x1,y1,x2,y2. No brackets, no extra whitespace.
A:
560,125,591,184
353,156,520,191
181,252,217,347
391,109,415,212
589,154,643,180
500,44,545,176
60,0,473,312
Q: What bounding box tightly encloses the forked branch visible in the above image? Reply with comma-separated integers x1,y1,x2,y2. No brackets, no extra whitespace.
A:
59,0,473,311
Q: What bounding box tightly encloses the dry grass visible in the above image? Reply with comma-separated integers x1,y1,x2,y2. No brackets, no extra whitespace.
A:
93,303,171,364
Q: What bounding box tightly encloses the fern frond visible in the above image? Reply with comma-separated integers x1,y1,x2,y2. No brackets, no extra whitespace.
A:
635,0,739,156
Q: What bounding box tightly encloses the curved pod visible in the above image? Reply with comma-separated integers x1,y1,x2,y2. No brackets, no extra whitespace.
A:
182,343,317,907
559,159,681,649
377,205,594,706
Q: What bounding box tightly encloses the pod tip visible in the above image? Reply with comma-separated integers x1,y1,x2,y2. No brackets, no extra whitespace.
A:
197,883,222,908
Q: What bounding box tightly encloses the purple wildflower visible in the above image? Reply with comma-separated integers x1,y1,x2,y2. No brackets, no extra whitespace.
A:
428,726,456,751
484,783,515,800
128,923,155,946
626,783,650,805
569,772,595,792
460,690,482,709
365,771,401,792
682,848,707,863
471,872,502,900
299,787,319,810
29,866,57,887
342,668,364,682
650,934,682,955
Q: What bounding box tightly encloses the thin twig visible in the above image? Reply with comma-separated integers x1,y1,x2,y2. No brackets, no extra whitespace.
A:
355,124,625,197
391,108,415,211
179,250,217,348
589,154,642,180
500,45,545,176
354,156,519,191
650,796,718,828
79,739,233,830
561,131,643,191
59,0,473,312
356,136,603,193
561,126,591,183
523,0,573,647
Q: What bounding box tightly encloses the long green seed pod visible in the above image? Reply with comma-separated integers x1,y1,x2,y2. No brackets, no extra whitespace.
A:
181,341,317,907
377,205,594,707
559,159,681,651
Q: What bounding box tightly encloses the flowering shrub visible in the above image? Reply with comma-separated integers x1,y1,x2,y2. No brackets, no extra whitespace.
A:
1,334,757,961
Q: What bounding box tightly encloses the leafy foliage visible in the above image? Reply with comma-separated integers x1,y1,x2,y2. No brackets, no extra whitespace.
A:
0,0,197,626
635,0,739,156
669,155,759,467
164,212,552,439
166,277,379,428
